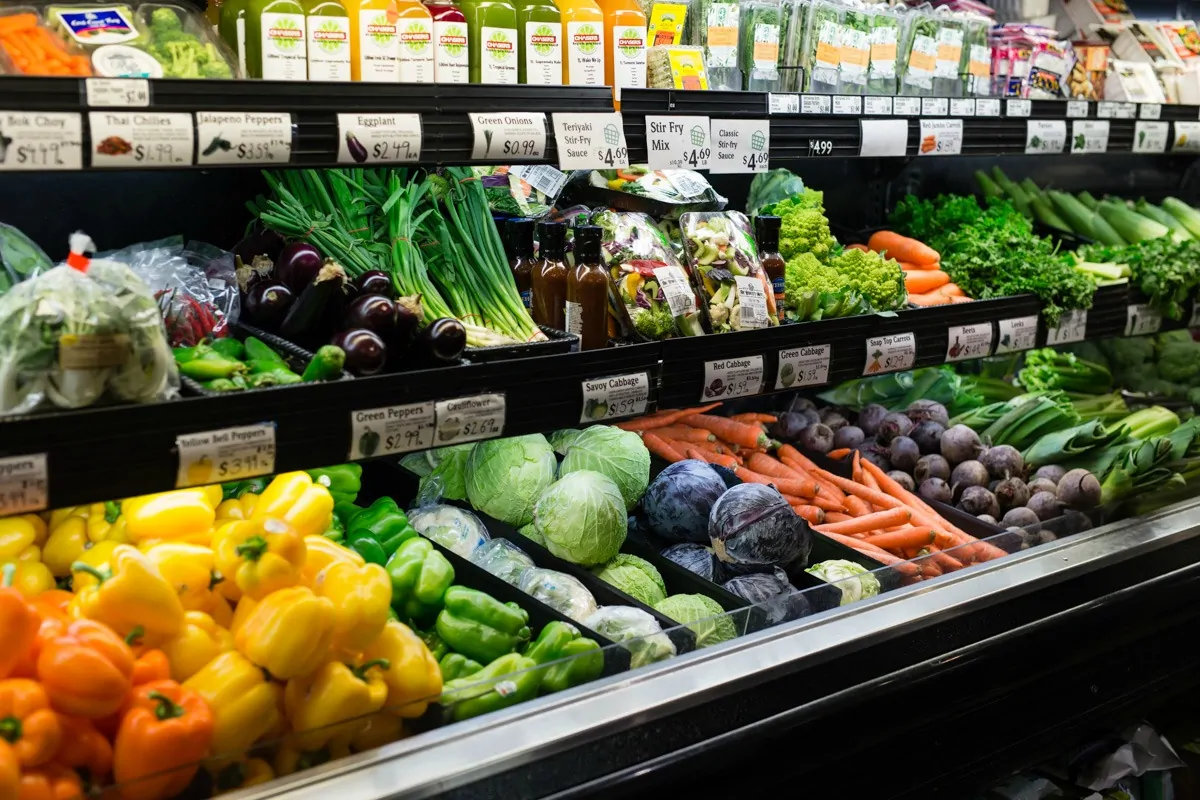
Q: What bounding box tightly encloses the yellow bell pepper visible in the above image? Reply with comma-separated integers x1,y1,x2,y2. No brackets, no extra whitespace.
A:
215,493,259,521
141,542,222,611
122,489,217,544
15,546,39,562
272,735,349,778
69,540,120,591
3,560,54,597
283,658,390,751
198,591,235,629
229,595,257,638
183,651,284,758
213,519,307,601
351,713,407,753
69,544,185,643
361,620,442,719
22,514,47,547
86,502,129,544
48,506,87,531
299,535,363,586
313,560,390,657
43,516,88,577
234,586,335,679
251,473,333,539
210,758,274,795
161,610,235,682
0,516,40,562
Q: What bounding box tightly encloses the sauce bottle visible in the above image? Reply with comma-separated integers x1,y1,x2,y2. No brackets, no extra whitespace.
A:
244,0,308,79
755,214,785,324
514,0,561,85
460,0,519,83
532,221,568,330
305,0,351,82
597,0,646,106
351,0,434,81
559,0,604,86
218,0,248,77
567,224,609,351
426,0,469,83
505,218,536,311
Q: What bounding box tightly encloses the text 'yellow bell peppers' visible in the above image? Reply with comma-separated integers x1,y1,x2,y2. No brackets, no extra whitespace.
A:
234,585,335,679
69,544,184,644
284,659,390,751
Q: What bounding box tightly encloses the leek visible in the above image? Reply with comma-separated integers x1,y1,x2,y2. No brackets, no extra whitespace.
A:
1135,200,1193,239
1162,197,1200,238
1096,201,1176,244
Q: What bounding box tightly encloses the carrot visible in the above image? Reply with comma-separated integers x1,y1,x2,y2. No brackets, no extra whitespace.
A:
616,403,722,431
813,470,906,511
919,559,943,578
730,413,777,424
808,493,848,513
860,527,936,550
907,292,952,307
949,295,974,304
824,512,853,523
643,431,686,463
898,260,938,272
792,505,826,525
935,283,965,298
679,414,768,449
747,452,805,482
816,507,912,534
860,467,880,492
851,450,863,483
654,426,715,443
819,532,920,577
924,547,964,572
779,455,846,501
733,466,819,499
904,269,950,295
827,448,852,460
868,231,940,265
684,446,741,470
843,494,871,517
667,438,723,455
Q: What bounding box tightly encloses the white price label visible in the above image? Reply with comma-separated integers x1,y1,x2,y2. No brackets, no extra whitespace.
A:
196,112,292,165
348,402,436,460
1125,303,1163,336
864,332,916,375
945,323,994,362
733,275,769,330
1066,100,1090,118
646,115,711,170
1117,102,1137,118
921,97,948,116
1133,122,1169,154
833,95,862,115
469,112,547,160
768,93,800,114
510,165,569,198
859,119,908,157
709,118,770,173
0,111,83,171
1140,103,1162,119
85,78,149,107
175,424,276,488
434,393,506,445
1071,120,1109,153
553,112,628,170
0,454,48,515
918,118,962,156
1025,120,1066,154
1173,122,1200,153
702,355,763,400
996,315,1039,354
864,96,892,116
776,344,830,390
580,372,650,423
800,95,831,114
1190,302,1200,329
336,113,421,164
893,97,921,116
1006,99,1031,117
1098,101,1136,119
88,111,193,167
653,266,696,317
975,98,1000,117
950,98,975,117
1046,309,1088,345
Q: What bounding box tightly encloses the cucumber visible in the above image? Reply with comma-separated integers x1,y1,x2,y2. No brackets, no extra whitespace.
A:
302,345,346,382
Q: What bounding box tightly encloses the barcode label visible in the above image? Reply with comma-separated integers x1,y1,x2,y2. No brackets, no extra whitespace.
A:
654,266,695,317
510,164,568,197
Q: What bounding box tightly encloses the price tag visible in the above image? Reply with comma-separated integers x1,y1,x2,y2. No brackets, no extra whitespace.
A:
833,95,861,115
975,98,1001,117
88,111,193,167
0,454,48,515
1133,121,1169,154
996,315,1039,354
510,165,569,197
1116,102,1137,118
1125,303,1163,336
1006,99,1031,117
1066,100,1090,118
336,113,421,164
859,119,908,157
1071,120,1109,154
893,97,921,116
733,275,769,330
768,93,800,114
653,266,696,317
1172,121,1200,153
1140,103,1162,119
807,138,833,156
348,402,435,460
863,332,916,375
1025,120,1066,154
701,355,763,400
864,96,892,115
175,424,276,488
85,78,149,107
0,112,83,171
434,394,505,445
1190,302,1200,329
917,118,962,156
776,344,830,390
580,372,650,423
195,112,292,165
469,112,547,160
950,98,975,117
800,95,831,114
709,118,770,173
1098,101,1135,119
921,97,948,116
646,115,711,170
1045,309,1087,345
552,112,628,170
945,323,994,362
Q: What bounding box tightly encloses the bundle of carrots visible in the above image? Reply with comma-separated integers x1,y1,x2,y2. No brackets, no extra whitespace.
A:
619,403,1007,580
0,13,92,76
866,231,972,308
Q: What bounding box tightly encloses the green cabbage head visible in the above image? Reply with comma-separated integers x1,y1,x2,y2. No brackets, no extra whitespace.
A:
594,554,666,605
465,434,557,526
559,425,650,511
533,470,627,565
654,594,736,648
805,559,881,605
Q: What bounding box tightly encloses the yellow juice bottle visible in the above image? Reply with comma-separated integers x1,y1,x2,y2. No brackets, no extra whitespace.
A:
558,0,604,86
350,0,434,81
598,0,645,105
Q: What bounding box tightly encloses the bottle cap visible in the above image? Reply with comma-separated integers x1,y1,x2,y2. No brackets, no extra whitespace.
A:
505,218,536,258
538,221,567,256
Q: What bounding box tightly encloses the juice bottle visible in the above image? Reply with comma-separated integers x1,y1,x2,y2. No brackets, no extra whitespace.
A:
598,0,646,104
426,0,469,82
559,0,604,86
218,0,248,77
514,0,561,85
460,0,519,84
305,0,351,81
566,225,609,351
351,0,433,81
245,0,309,79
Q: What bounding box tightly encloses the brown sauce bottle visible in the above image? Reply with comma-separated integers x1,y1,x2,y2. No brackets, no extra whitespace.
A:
532,221,568,330
755,215,786,324
567,225,609,351
505,218,536,312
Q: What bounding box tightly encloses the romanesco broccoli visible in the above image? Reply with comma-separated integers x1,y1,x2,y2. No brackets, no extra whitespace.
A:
783,253,868,321
827,248,905,311
778,209,836,263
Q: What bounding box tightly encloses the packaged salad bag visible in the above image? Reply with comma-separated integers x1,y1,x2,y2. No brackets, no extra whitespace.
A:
680,211,778,333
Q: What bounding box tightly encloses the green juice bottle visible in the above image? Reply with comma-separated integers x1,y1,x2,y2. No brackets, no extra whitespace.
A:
515,0,561,84
245,0,309,79
460,0,519,83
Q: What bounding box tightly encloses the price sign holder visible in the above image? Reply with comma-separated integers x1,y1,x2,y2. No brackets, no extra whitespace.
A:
1046,309,1088,345
552,112,629,170
175,423,276,488
1133,121,1170,154
645,115,711,170
0,111,83,171
195,112,292,165
945,323,994,362
348,402,436,460
701,355,764,400
776,345,830,390
85,78,150,107
1025,120,1066,154
580,372,650,423
996,315,1039,354
859,119,907,157
88,111,193,168
1071,120,1109,154
863,332,915,375
433,393,506,446
709,119,770,173
0,454,48,516
917,118,962,156
1125,303,1163,337
468,112,547,160
336,113,422,164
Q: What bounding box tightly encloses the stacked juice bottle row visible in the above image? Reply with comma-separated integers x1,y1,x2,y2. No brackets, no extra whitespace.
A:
216,0,649,89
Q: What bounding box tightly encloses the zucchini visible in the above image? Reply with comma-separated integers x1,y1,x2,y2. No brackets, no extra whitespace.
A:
302,345,346,382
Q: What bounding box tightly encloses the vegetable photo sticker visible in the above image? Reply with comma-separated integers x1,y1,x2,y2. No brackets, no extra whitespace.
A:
867,348,883,373
359,426,380,457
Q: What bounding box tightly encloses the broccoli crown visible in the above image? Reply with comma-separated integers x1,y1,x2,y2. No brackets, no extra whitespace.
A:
828,248,905,311
1117,362,1160,386
1158,338,1200,384
631,305,677,340
150,7,183,32
778,208,836,263
1099,335,1155,369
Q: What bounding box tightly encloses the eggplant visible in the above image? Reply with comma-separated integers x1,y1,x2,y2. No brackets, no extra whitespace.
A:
232,226,284,266
353,270,395,299
280,260,348,340
275,243,324,293
332,328,388,376
408,317,466,367
345,294,397,339
244,281,294,329
392,294,424,353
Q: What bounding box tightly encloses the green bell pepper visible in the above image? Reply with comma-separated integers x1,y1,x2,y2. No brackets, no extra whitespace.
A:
222,477,269,501
419,629,448,661
441,653,542,722
307,464,363,505
524,621,581,665
540,638,604,693
435,586,531,664
386,538,455,624
333,500,363,528
323,513,345,543
439,652,483,681
345,497,418,565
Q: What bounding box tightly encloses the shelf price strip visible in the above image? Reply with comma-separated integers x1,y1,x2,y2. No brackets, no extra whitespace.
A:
348,401,436,460
84,78,149,108
175,423,276,488
645,115,711,171
1071,120,1109,154
776,344,830,390
0,454,49,516
0,111,83,171
88,111,193,168
552,112,629,170
945,323,994,362
468,113,547,161
336,113,421,164
1125,303,1163,337
1046,309,1088,345
709,119,770,173
195,112,293,165
995,315,1038,355
863,332,915,375
580,372,650,423
702,355,764,401
433,393,506,446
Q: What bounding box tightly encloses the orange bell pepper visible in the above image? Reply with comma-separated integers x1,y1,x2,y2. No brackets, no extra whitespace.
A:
16,762,83,800
37,620,134,719
0,565,39,680
123,629,172,686
0,740,17,800
113,680,214,800
29,592,71,622
52,714,112,780
0,679,61,768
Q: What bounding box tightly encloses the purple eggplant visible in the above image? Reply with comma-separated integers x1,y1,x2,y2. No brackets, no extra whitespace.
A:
392,294,423,352
233,226,285,266
280,260,348,340
332,328,388,376
275,243,324,293
345,132,369,164
415,318,466,365
345,294,397,339
353,270,395,299
245,281,294,329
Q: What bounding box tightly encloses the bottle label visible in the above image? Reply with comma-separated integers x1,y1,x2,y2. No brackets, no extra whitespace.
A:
704,3,738,68
480,25,518,83
398,16,435,82
359,9,398,81
236,16,247,76
771,275,784,300
524,21,562,85
261,12,307,80
565,300,583,335
612,24,647,96
520,289,532,309
566,21,604,85
308,14,350,81
54,7,139,45
433,20,469,83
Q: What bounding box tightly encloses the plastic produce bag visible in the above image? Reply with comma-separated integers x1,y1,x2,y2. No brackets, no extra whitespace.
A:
801,0,842,92
473,166,564,219
685,0,742,90
470,538,535,586
408,504,490,558
584,605,676,668
571,166,725,218
745,169,805,215
738,0,782,91
518,568,598,622
680,211,779,333
0,222,52,294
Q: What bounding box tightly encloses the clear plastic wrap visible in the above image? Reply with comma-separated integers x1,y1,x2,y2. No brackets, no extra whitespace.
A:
866,4,902,95
647,44,710,87
801,0,842,92
836,4,871,93
130,4,236,78
738,0,781,91
0,6,93,75
898,5,938,95
776,0,808,91
685,0,740,89
0,223,52,293
470,538,536,586
408,504,491,558
931,11,964,96
680,210,778,334
962,14,991,96
474,166,564,219
518,567,598,622
583,605,676,668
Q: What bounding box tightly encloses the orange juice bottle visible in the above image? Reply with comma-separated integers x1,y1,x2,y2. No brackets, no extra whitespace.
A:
350,0,434,82
598,0,645,105
558,0,604,86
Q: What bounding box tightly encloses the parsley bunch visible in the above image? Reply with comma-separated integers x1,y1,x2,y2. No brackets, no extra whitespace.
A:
1079,237,1200,321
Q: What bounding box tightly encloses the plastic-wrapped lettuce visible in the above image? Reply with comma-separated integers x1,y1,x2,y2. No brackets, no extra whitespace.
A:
805,559,881,605
408,505,490,558
470,538,535,586
654,593,737,647
519,567,598,622
585,606,677,668
686,0,742,90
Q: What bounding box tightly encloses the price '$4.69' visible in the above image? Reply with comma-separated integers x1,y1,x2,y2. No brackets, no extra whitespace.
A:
709,119,770,173
552,113,629,170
